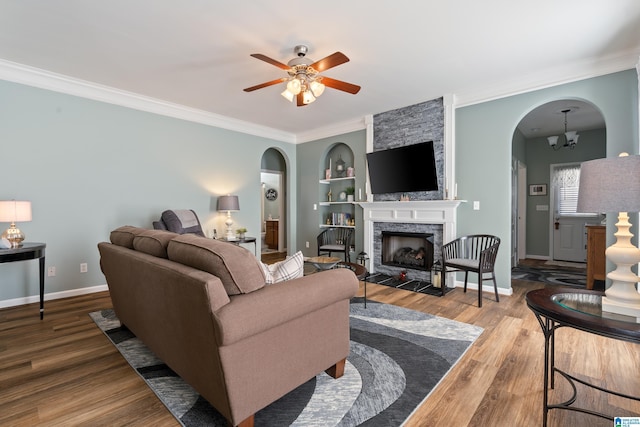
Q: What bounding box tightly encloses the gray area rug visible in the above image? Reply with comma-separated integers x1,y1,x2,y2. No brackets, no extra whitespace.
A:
511,265,589,288
90,298,483,426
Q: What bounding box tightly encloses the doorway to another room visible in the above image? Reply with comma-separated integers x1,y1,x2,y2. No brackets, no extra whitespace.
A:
261,148,287,264
511,99,606,277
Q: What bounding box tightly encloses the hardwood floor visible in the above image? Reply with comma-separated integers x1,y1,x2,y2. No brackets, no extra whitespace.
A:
1,277,638,426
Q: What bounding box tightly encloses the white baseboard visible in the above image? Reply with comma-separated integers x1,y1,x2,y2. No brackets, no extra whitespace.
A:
524,254,550,261
0,284,109,309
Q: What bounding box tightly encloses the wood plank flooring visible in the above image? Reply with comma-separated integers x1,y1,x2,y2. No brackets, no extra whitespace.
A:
1,275,639,426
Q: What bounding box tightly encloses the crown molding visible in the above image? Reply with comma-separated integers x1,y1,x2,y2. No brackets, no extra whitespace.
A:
455,48,640,108
0,59,296,143
1,49,637,145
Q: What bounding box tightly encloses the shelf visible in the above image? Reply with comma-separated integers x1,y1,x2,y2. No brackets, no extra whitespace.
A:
319,176,355,184
319,201,356,206
319,224,355,229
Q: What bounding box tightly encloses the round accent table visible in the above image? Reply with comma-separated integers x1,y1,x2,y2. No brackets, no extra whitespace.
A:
525,287,640,426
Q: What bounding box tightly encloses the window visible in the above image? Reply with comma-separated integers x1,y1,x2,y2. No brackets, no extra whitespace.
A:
552,164,581,215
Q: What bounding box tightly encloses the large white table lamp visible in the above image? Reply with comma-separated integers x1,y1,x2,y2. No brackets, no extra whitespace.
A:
217,195,240,240
577,153,640,320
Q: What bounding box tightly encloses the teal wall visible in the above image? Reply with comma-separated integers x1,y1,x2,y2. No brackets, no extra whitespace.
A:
3,68,638,304
524,128,606,257
456,69,638,291
512,128,526,162
0,79,297,303
296,130,366,258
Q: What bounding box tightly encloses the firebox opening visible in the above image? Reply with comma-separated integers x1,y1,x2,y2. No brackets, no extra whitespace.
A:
381,231,434,271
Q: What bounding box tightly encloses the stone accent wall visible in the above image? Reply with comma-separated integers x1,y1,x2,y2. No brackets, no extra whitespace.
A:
372,97,444,201
373,222,443,281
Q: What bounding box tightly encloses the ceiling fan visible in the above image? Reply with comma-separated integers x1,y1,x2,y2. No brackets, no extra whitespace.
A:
243,45,361,107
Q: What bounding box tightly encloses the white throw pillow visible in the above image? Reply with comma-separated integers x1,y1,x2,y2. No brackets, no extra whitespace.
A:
261,251,304,284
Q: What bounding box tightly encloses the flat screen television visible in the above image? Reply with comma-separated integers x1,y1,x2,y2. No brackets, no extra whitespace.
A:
366,141,438,194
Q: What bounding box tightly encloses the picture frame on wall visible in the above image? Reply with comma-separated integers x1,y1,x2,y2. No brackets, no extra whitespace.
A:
529,184,547,196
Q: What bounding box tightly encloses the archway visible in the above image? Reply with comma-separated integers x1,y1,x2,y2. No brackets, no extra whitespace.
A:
512,99,606,266
260,148,287,261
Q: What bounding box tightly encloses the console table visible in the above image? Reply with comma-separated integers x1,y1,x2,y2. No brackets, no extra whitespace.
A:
0,243,47,319
526,287,640,426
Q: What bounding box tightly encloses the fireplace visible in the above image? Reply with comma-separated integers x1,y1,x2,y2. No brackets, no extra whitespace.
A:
359,200,463,281
381,231,434,271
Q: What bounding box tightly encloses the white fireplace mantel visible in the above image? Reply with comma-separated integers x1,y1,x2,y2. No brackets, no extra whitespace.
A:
358,200,465,271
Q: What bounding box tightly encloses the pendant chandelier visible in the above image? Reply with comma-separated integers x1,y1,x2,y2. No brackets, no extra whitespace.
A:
548,108,579,150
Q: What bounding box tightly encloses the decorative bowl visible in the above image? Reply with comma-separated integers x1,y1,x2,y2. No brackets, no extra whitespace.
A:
305,256,341,271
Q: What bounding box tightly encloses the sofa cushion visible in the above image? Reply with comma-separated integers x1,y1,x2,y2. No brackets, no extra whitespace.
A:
260,251,304,284
133,229,178,258
110,226,146,248
168,234,265,295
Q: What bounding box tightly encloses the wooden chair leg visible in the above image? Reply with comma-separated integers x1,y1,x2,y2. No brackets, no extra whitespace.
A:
492,273,499,302
478,274,483,307
326,358,346,379
463,271,469,293
235,414,255,427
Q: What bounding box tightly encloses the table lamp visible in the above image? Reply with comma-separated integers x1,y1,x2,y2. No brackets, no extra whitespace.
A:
577,153,640,319
0,200,32,248
217,195,240,240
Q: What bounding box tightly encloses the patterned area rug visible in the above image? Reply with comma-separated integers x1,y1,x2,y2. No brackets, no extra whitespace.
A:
511,264,589,288
90,298,483,426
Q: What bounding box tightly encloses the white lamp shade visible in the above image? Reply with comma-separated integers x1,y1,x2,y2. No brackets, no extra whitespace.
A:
217,195,240,212
547,136,559,146
565,131,578,144
302,90,316,105
0,200,32,222
286,79,302,95
281,89,295,102
310,81,325,97
577,154,640,213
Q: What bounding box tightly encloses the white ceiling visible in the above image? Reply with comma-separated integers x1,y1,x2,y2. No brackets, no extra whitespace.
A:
1,1,639,141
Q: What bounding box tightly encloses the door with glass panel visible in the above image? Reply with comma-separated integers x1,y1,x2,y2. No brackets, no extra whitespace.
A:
551,163,600,262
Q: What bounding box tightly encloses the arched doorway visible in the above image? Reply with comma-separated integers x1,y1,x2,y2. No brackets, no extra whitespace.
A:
260,148,287,262
512,99,606,266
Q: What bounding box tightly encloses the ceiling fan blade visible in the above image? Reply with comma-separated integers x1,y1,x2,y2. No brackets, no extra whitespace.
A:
243,78,287,92
321,77,361,94
310,52,349,72
296,92,307,107
250,53,291,70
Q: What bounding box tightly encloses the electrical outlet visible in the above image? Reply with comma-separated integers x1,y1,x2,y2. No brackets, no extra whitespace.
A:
306,241,310,248
313,204,317,210
80,263,88,273
47,266,56,277
473,201,480,210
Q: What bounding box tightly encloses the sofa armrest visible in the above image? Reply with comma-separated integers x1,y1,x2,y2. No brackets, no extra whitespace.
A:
214,268,359,346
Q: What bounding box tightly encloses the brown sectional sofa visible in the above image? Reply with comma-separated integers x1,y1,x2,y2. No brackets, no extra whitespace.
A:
98,226,359,427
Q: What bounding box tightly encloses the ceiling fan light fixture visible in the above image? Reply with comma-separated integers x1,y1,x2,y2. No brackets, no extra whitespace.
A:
310,80,325,97
286,78,302,95
244,45,361,107
302,90,316,104
281,89,295,102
